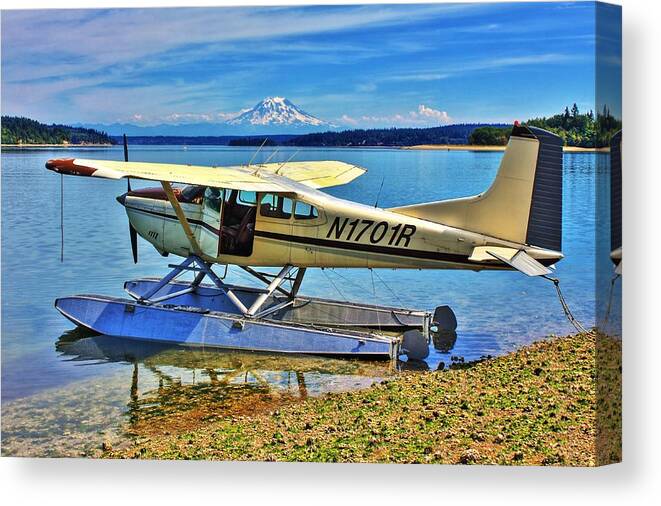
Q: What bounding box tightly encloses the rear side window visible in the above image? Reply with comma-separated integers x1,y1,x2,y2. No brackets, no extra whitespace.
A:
260,194,293,219
294,201,319,220
238,191,257,206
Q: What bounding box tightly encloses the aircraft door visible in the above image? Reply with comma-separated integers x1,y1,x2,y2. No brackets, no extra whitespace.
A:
256,193,293,263
290,199,321,266
199,187,222,258
219,190,257,257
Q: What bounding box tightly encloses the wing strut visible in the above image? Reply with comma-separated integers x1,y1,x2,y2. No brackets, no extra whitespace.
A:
159,181,209,261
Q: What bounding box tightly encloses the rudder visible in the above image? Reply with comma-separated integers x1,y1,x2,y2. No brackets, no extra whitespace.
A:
522,125,564,251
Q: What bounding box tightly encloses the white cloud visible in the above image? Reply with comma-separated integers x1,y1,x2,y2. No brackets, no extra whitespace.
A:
121,109,250,125
417,105,451,123
339,104,451,128
1,4,472,83
355,83,377,93
339,114,359,126
385,73,449,82
370,53,578,89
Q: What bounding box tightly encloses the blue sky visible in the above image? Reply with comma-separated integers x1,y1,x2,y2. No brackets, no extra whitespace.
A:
1,2,616,128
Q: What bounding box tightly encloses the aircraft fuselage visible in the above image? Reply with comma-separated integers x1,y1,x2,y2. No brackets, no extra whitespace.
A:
118,185,562,270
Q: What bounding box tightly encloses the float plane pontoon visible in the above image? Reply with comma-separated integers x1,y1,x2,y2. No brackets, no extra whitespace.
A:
46,124,564,360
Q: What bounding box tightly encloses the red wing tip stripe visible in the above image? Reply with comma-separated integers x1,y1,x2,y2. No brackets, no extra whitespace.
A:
45,158,98,177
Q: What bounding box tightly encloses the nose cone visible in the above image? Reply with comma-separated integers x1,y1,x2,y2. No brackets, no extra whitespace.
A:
116,192,128,206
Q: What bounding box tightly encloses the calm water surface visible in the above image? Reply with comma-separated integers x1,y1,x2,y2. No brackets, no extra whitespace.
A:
1,146,603,456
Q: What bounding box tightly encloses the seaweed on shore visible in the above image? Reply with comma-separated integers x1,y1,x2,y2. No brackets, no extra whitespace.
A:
107,333,621,466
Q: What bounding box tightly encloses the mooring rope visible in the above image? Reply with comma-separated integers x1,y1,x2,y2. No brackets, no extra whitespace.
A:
321,268,349,302
541,275,592,334
369,269,383,335
372,268,407,308
602,273,621,326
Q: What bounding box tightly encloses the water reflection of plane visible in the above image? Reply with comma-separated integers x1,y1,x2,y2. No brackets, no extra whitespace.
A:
55,330,394,428
398,329,458,371
431,330,458,353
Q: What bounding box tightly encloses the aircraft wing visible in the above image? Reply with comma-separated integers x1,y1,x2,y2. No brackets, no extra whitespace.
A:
45,158,365,193
256,161,366,189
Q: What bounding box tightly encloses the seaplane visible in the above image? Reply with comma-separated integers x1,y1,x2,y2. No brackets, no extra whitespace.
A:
46,123,564,360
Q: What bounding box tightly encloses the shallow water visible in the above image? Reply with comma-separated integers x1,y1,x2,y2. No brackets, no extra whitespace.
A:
1,146,606,456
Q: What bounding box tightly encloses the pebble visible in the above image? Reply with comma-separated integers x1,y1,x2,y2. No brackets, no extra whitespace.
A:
459,449,480,464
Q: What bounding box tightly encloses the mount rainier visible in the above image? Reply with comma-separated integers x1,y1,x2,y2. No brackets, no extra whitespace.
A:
228,97,332,128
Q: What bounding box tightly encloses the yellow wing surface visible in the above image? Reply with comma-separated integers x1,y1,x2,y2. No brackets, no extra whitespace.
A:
45,158,366,193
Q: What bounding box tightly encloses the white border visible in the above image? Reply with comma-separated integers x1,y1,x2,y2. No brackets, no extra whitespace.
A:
2,1,659,505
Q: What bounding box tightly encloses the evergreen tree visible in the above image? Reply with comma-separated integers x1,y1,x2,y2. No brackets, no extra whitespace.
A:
1,116,114,145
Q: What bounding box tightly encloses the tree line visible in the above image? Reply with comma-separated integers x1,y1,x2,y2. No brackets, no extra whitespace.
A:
3,105,621,148
469,104,621,147
1,116,114,145
284,124,504,147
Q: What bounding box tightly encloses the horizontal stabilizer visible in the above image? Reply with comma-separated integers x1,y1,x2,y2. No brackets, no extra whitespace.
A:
488,249,552,277
470,246,552,276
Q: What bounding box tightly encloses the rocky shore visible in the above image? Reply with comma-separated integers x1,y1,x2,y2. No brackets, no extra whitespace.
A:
106,332,621,465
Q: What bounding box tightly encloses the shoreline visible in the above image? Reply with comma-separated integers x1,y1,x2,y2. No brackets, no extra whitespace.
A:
106,332,621,465
2,143,114,148
3,143,609,152
402,144,610,153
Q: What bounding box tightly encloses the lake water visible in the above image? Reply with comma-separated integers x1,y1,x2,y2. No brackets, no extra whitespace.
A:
1,146,607,456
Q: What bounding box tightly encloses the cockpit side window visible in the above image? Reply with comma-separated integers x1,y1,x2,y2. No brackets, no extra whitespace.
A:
203,187,222,213
260,193,293,219
294,200,319,220
180,184,206,204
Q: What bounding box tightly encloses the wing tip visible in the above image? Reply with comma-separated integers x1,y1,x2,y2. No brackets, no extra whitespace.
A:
45,158,97,177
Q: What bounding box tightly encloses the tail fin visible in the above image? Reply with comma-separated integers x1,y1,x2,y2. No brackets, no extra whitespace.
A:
390,124,563,251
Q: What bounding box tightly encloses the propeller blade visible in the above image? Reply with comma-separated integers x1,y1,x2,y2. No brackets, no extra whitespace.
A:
130,223,138,264
123,134,131,192
123,133,137,263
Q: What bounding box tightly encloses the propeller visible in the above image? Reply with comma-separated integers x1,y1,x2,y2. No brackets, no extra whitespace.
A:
130,222,138,264
124,134,131,192
123,134,138,263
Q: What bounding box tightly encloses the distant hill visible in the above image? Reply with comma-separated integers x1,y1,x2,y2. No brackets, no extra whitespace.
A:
1,116,114,145
285,124,506,147
112,134,298,145
228,137,279,147
121,124,504,147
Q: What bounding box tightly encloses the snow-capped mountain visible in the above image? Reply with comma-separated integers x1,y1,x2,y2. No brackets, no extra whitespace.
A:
227,97,331,127
80,97,335,136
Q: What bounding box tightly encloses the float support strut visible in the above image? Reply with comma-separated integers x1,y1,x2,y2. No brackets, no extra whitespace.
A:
246,264,294,316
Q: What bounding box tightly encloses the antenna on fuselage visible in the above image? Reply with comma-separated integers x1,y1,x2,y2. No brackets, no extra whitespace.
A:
374,176,385,208
247,137,269,168
275,150,299,175
263,148,280,165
